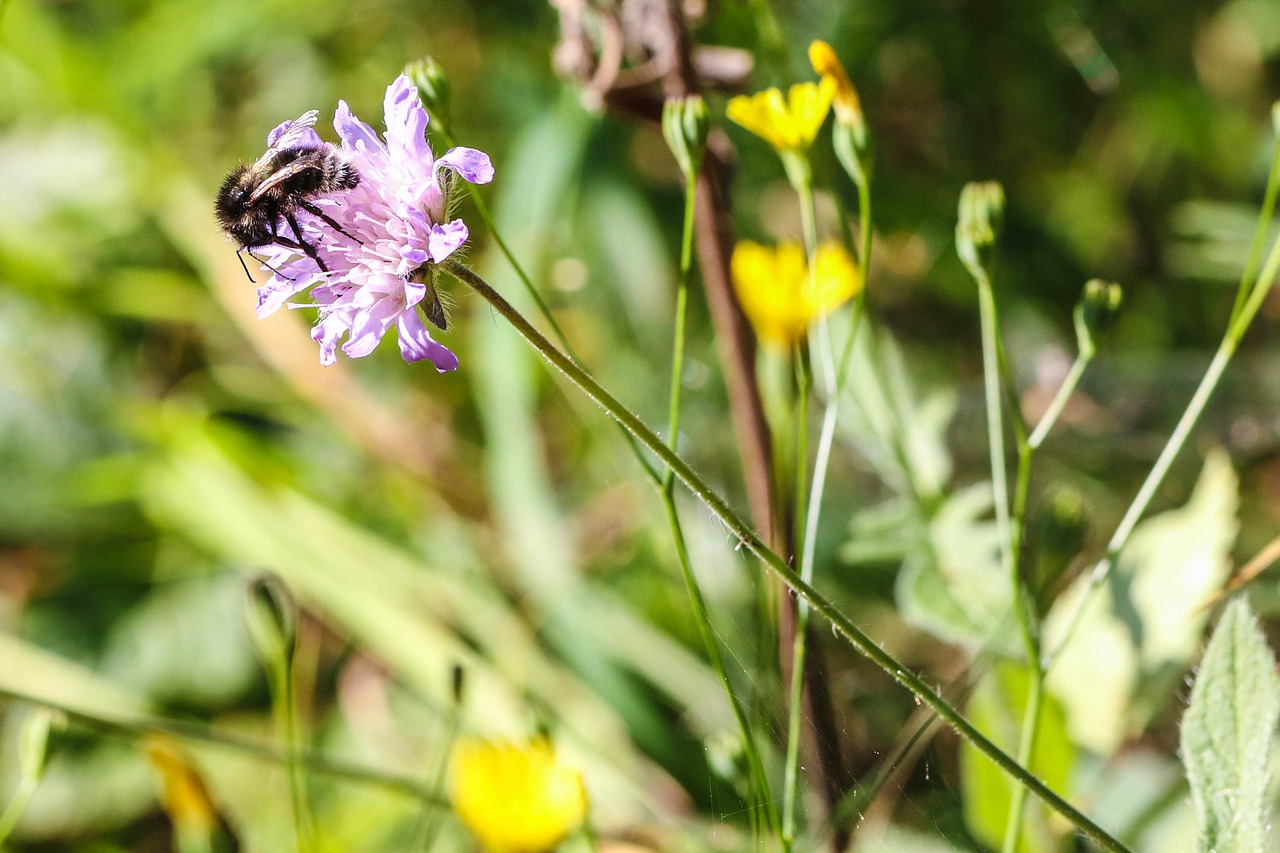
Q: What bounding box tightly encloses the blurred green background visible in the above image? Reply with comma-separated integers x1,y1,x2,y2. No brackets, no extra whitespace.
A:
2,0,1279,849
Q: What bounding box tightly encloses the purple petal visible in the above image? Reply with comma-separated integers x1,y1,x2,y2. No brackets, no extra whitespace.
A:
383,75,434,167
335,100,387,161
428,220,469,263
342,294,402,358
397,311,459,372
436,147,494,185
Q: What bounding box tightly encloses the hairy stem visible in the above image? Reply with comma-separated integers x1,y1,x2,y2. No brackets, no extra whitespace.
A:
449,259,1130,853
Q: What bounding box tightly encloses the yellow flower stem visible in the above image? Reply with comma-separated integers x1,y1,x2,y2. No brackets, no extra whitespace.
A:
663,168,781,840
445,259,1130,853
780,155,821,847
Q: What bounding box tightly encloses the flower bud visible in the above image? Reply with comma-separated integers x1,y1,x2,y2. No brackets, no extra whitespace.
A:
662,95,710,181
244,573,298,664
18,707,61,788
406,56,453,133
956,181,1004,279
1074,279,1123,356
809,40,872,188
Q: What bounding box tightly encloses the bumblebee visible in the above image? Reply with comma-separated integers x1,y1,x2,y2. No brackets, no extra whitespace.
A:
215,110,359,274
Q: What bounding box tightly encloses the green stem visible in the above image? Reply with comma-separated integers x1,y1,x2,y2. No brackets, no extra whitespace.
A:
782,169,828,846
0,688,442,804
437,124,661,485
1027,353,1091,450
660,494,780,839
661,169,780,838
447,259,1130,853
1228,121,1280,328
0,779,37,845
1045,229,1280,670
274,654,314,853
1001,669,1045,853
975,269,1012,569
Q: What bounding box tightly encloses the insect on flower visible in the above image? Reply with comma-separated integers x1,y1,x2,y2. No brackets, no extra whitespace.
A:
214,110,360,277
227,75,494,371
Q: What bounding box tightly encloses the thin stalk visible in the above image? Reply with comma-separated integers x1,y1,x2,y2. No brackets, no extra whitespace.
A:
1045,229,1280,669
1001,669,1044,853
0,775,37,845
661,496,780,839
436,124,661,485
661,170,780,838
0,688,442,804
975,269,1013,564
973,260,1045,853
782,171,829,845
273,652,315,853
447,259,1130,853
1227,123,1280,328
1027,353,1091,450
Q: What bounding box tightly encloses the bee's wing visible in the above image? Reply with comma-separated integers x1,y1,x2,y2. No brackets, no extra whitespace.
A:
247,158,321,203
262,110,321,156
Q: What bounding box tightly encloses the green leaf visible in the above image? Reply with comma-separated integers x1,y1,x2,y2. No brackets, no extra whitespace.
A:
896,483,1018,655
1044,449,1238,752
1180,598,1280,853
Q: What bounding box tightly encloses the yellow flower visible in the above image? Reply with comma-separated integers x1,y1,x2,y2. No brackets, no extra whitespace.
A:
808,40,863,129
731,241,861,348
449,737,588,853
725,78,835,152
144,737,219,843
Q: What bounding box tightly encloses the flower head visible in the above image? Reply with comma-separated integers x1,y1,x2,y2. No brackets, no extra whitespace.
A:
449,737,587,853
726,78,835,153
808,41,863,129
252,75,493,370
731,240,861,348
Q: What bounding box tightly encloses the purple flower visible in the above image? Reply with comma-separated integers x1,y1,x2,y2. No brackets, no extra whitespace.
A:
253,75,494,371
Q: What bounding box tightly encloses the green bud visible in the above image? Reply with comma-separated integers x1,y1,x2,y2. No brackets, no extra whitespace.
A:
18,707,61,788
406,57,453,133
833,119,872,191
1074,279,1123,356
956,181,1005,279
244,574,298,665
662,95,710,181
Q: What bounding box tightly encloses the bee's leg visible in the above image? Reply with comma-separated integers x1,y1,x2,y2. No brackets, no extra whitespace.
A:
283,211,330,273
246,249,296,282
297,199,356,242
234,249,257,283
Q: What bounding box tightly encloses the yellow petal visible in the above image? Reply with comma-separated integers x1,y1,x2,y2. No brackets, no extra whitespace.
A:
732,240,860,347
727,80,833,152
450,738,588,853
726,88,791,151
808,41,862,126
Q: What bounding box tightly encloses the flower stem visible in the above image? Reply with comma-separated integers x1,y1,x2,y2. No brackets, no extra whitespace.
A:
662,170,780,838
1044,207,1280,671
1027,352,1091,451
273,645,315,853
447,259,1130,853
0,687,443,804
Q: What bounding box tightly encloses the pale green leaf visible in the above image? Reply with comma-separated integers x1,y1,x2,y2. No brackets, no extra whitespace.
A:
1180,598,1280,853
1045,449,1237,753
896,483,1018,654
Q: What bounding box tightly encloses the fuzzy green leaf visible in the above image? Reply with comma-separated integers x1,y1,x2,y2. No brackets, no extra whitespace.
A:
1180,598,1280,853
